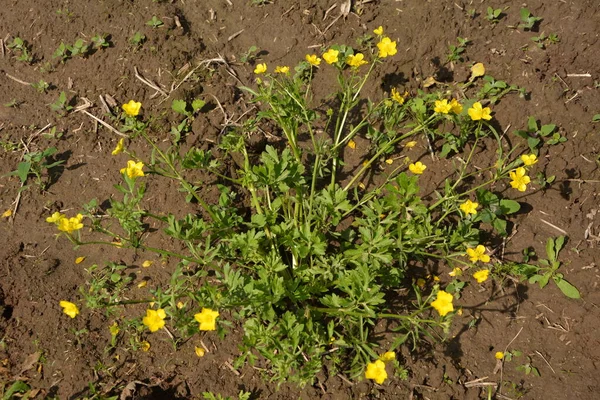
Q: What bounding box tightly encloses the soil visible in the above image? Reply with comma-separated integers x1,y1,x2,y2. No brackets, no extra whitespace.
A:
1,0,599,399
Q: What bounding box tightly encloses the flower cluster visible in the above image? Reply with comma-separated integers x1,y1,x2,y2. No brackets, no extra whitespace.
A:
365,351,396,384
47,212,84,233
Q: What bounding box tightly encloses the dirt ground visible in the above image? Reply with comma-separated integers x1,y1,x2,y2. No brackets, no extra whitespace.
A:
1,0,599,399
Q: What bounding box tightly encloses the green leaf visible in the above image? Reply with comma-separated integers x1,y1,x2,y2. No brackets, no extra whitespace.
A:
553,277,580,299
592,114,600,122
520,8,531,20
192,99,206,112
546,237,555,261
527,116,538,132
171,99,188,116
499,199,520,214
540,124,556,136
3,380,30,399
16,161,31,183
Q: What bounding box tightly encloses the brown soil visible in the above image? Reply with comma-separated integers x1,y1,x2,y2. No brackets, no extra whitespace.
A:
1,1,599,399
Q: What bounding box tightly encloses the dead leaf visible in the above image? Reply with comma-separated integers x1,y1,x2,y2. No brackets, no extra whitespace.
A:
423,76,438,88
340,0,352,17
19,352,40,374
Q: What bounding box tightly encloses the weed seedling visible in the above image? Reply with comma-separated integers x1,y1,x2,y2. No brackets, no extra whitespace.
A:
91,34,111,49
239,45,259,63
129,32,146,48
447,37,470,62
146,16,164,28
519,8,542,30
50,91,73,115
4,147,64,192
31,79,50,93
7,37,33,63
486,6,507,24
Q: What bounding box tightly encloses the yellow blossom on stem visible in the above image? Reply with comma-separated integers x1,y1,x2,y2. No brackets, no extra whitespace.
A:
120,160,145,179
143,309,166,332
254,63,267,74
109,322,120,336
468,102,492,121
434,99,452,114
473,269,490,283
365,359,387,384
380,351,396,362
377,37,397,58
60,301,79,318
194,308,219,331
373,26,384,35
408,161,426,174
274,65,290,74
466,245,490,263
323,48,339,64
112,138,125,155
470,62,485,79
460,199,479,215
305,54,321,66
46,212,65,224
521,154,538,166
391,88,405,104
431,290,454,317
346,53,368,68
449,98,463,114
509,167,531,192
449,267,463,277
122,100,142,117
57,214,84,233
495,351,505,360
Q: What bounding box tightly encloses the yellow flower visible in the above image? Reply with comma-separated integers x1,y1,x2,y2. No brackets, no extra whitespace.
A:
122,100,142,117
391,88,405,104
2,209,12,218
140,341,151,352
46,212,65,224
323,49,339,64
75,256,86,264
466,245,490,263
470,62,486,79
142,260,153,268
408,161,426,174
473,269,490,283
109,322,120,336
468,102,492,121
254,63,267,74
431,290,454,317
373,26,384,35
195,346,205,357
380,351,396,362
434,99,452,114
60,301,79,318
120,160,145,179
194,308,219,331
404,141,417,148
376,37,397,58
385,159,393,165
346,53,368,68
305,54,321,66
347,140,356,149
365,359,387,384
143,309,166,332
521,154,538,166
495,351,504,360
176,301,185,309
112,138,125,156
57,214,84,233
274,65,289,74
460,199,479,215
449,267,462,277
509,167,531,192
449,98,463,114
137,280,148,288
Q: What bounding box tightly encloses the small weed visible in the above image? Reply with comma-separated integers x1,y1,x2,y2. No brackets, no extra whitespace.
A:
447,37,470,62
478,75,527,104
50,91,73,115
7,37,33,63
514,116,561,151
31,79,50,93
531,32,559,49
516,356,541,376
485,6,507,24
129,32,146,48
519,8,542,31
202,391,252,400
170,98,206,145
41,126,64,140
91,34,111,49
3,99,21,108
239,45,259,63
146,16,164,28
3,147,64,192
56,8,74,19
535,171,555,188
1,381,31,399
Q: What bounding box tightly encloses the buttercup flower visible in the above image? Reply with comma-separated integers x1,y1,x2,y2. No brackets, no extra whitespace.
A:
466,245,490,263
468,102,492,121
373,26,384,35
195,346,205,357
254,63,267,74
391,88,406,104
346,53,368,68
46,211,65,224
347,140,356,149
495,351,505,360
365,359,387,384
377,37,397,58
460,199,479,215
322,48,340,64
305,54,321,66
194,308,219,331
57,214,84,233
380,352,396,362
143,309,166,332
449,267,463,277
473,269,490,283
449,98,463,114
121,160,145,179
109,322,120,336
431,290,454,317
509,167,530,192
122,100,142,117
470,62,485,79
274,65,290,74
521,154,538,166
434,99,452,114
112,138,125,155
408,161,427,174
140,341,151,351
60,301,79,318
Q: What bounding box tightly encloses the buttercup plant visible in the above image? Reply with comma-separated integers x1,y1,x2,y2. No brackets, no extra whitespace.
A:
49,27,567,386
